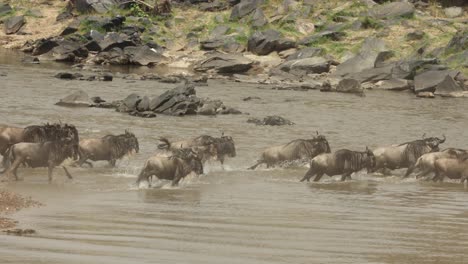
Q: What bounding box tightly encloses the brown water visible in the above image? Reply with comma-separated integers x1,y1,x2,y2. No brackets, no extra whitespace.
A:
1,50,468,264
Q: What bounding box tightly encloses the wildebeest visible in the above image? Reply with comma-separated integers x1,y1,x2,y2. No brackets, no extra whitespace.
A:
1,123,79,167
158,134,236,165
136,148,204,187
413,148,467,179
76,130,139,167
432,155,468,183
300,147,375,182
248,134,331,170
2,139,78,182
372,135,446,177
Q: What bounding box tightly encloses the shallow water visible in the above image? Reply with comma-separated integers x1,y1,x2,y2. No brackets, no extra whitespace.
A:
1,49,468,264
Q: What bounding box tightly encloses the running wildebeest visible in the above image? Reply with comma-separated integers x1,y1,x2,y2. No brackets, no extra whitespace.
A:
1,123,79,168
136,148,204,187
372,135,446,177
76,130,139,167
432,155,468,183
248,134,331,170
413,148,467,179
2,138,78,182
158,134,236,166
300,147,375,182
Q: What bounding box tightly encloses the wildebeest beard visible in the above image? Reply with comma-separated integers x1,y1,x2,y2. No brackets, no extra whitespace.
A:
103,132,139,160
23,123,80,153
400,137,444,165
288,138,330,160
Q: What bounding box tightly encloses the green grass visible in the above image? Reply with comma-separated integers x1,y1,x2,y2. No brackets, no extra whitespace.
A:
79,18,106,34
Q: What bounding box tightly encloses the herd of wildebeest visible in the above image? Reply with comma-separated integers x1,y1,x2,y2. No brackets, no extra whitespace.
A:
0,123,467,187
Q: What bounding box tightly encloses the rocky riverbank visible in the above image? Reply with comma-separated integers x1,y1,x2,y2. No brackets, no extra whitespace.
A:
0,0,467,97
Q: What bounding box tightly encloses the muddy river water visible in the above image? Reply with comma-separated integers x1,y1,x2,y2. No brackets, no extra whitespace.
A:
1,49,468,263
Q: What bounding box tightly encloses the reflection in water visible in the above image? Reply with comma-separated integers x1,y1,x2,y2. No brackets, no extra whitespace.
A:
1,49,468,263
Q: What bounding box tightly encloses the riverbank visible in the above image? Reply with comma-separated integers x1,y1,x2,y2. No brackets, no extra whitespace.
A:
0,188,42,230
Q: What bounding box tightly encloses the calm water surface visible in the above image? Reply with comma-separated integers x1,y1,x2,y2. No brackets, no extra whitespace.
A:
1,49,468,264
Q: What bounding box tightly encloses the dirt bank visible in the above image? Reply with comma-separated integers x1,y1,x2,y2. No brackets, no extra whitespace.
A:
0,188,42,230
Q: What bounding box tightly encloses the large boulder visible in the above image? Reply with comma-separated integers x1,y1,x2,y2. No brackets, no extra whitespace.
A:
414,70,460,93
278,57,331,75
98,32,136,51
375,78,410,91
346,64,394,83
40,40,88,62
118,93,142,112
444,30,467,54
251,8,268,28
444,7,463,18
368,2,415,19
4,16,25,35
31,38,60,56
195,53,253,73
0,3,12,16
149,82,196,111
123,46,166,66
74,0,119,14
92,47,129,65
335,38,391,77
56,90,93,107
434,75,465,96
336,79,364,95
247,30,296,55
391,58,439,79
230,0,263,20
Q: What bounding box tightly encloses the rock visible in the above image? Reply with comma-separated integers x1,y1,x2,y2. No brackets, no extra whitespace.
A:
40,40,88,62
375,78,410,91
120,93,142,112
434,75,465,96
391,58,439,79
296,19,315,35
444,7,463,18
0,3,12,16
445,30,467,54
4,16,25,35
210,25,230,38
98,32,136,52
21,56,40,64
243,96,261,101
247,29,296,55
124,46,166,66
199,0,228,12
286,47,323,61
92,47,128,65
54,72,83,80
251,8,268,28
346,64,394,83
56,11,73,22
406,30,425,41
99,73,113,81
368,2,415,19
3,229,36,236
150,82,196,111
56,90,92,107
60,26,78,36
129,111,157,118
247,116,294,126
137,96,150,111
195,53,253,73
336,79,364,94
197,100,224,115
32,39,59,56
230,0,264,20
335,37,390,77
74,0,119,14
298,30,346,46
414,70,460,93
416,92,434,98
200,38,227,50
222,41,245,53
91,96,106,104
278,57,331,75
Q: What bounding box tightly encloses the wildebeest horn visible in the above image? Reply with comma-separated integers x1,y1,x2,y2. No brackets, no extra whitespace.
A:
440,134,446,143
422,133,426,139
316,131,319,135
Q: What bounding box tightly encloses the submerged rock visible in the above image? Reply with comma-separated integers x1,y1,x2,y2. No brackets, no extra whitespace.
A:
56,90,93,107
247,115,294,126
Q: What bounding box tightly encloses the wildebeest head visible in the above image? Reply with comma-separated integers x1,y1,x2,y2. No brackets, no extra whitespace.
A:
124,130,139,154
313,135,331,154
423,135,446,152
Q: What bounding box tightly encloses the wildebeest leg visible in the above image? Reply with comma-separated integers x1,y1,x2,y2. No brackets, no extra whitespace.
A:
7,157,24,181
48,163,55,182
300,167,315,182
248,160,263,170
62,166,73,179
313,173,324,182
136,168,152,187
109,159,116,167
341,172,352,181
403,165,416,178
415,169,431,179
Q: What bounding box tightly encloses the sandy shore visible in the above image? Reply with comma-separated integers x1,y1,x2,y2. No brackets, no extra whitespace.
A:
0,188,42,230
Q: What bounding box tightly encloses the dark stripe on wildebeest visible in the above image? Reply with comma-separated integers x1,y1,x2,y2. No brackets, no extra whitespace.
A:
136,148,204,187
372,135,446,177
300,148,375,182
2,139,78,182
248,134,331,170
76,130,139,167
158,134,236,165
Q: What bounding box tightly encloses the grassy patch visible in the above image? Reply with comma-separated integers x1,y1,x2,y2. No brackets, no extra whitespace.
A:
79,18,106,34
360,16,383,29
